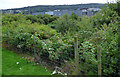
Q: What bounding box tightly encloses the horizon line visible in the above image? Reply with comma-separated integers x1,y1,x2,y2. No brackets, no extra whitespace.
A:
2,3,106,10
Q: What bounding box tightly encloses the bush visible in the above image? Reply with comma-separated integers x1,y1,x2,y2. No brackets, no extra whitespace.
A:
54,13,80,34
2,14,24,25
42,34,74,61
78,41,97,74
25,14,59,25
2,20,57,53
89,20,119,75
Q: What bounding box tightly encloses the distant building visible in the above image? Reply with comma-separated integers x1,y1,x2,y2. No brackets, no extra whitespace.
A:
32,12,45,15
3,7,101,16
31,8,101,17
88,8,101,11
45,11,54,15
88,8,101,16
53,10,82,16
13,10,22,14
54,10,60,11
82,9,88,15
4,10,14,14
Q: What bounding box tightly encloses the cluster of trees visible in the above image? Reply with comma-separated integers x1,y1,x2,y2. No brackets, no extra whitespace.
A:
25,14,59,24
2,13,59,25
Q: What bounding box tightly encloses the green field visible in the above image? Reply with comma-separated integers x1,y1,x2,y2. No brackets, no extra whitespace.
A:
2,48,51,75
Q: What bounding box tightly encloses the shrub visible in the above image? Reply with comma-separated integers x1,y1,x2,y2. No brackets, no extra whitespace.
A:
88,20,119,75
2,20,57,53
78,41,97,74
2,14,24,25
54,13,80,34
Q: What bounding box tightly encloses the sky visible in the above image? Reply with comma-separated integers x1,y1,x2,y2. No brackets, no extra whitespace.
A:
0,0,116,9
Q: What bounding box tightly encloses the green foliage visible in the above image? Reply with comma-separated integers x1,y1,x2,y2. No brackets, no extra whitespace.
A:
2,14,24,25
78,41,97,74
100,23,119,75
2,18,57,55
42,14,52,24
25,15,39,23
54,13,81,34
89,6,119,28
107,2,120,16
39,34,74,61
89,17,119,75
70,13,79,20
25,14,59,25
2,3,120,75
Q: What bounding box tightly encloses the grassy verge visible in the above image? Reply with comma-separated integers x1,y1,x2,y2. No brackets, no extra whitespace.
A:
2,48,51,75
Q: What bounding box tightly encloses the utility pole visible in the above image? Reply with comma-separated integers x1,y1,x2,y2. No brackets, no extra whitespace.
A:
29,6,30,14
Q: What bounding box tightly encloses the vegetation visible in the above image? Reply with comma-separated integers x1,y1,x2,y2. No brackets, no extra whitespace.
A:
2,48,51,75
25,14,59,24
2,3,120,76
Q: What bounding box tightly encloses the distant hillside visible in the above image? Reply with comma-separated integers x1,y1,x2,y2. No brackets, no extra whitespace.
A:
2,3,105,14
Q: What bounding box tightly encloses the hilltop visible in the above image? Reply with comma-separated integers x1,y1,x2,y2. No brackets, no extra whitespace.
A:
2,3,104,14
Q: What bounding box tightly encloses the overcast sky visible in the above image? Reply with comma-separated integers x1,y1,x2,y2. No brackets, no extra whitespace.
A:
0,0,116,9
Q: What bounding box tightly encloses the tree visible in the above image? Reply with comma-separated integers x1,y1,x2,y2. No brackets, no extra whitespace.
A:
70,13,79,20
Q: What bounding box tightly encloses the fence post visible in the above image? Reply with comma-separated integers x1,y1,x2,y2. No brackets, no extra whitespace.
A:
97,45,101,77
74,34,79,75
33,35,41,63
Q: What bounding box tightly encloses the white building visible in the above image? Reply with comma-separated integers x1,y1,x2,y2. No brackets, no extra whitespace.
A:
88,8,101,11
45,11,54,15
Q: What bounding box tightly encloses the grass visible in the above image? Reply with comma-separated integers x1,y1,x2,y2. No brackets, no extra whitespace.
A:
2,48,51,75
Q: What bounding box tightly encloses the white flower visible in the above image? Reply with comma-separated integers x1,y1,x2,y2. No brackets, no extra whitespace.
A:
89,43,92,46
49,48,51,50
19,68,21,70
31,35,34,39
52,70,56,75
22,57,24,58
37,63,39,64
58,71,62,74
16,62,19,64
64,60,67,62
17,45,21,48
64,73,67,75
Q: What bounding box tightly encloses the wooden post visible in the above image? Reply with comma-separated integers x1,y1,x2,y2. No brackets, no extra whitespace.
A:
97,45,101,77
74,35,79,75
33,35,36,56
33,35,41,63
